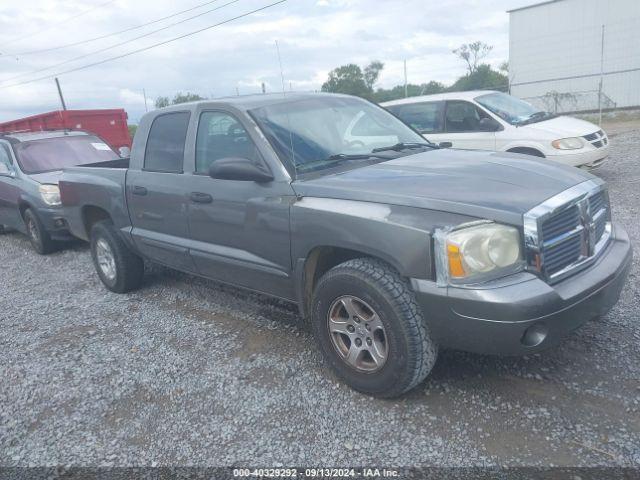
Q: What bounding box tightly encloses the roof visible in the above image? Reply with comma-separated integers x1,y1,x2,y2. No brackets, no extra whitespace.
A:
507,0,566,13
0,130,90,143
380,90,500,107
155,92,359,113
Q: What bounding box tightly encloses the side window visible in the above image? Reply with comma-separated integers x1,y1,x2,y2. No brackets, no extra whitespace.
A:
144,112,190,172
0,143,13,165
444,101,490,133
388,102,444,133
195,111,261,173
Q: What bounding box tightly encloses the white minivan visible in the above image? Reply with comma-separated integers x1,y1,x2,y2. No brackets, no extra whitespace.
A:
382,91,609,168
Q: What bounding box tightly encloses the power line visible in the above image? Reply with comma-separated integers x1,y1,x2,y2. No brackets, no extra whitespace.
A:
0,0,288,90
1,0,241,84
0,0,117,50
1,0,228,58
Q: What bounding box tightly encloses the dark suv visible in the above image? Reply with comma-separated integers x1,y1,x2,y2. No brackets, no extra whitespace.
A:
0,130,120,254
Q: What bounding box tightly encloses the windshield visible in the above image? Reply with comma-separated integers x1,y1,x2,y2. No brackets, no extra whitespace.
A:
250,96,428,174
475,92,549,126
14,135,119,174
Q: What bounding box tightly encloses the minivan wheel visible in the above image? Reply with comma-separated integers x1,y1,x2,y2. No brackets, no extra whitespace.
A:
90,220,144,293
24,208,56,254
311,258,438,398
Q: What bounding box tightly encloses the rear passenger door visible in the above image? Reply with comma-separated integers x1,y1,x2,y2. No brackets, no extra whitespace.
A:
127,111,195,272
440,100,496,150
0,141,22,230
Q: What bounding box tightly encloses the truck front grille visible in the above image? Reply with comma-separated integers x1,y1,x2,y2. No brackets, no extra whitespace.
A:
524,180,612,283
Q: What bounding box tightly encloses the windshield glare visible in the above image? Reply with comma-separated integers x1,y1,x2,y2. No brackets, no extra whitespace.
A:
250,96,427,173
14,135,119,174
475,92,543,125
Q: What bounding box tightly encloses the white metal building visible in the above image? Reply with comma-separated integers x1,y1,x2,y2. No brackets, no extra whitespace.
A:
508,0,640,113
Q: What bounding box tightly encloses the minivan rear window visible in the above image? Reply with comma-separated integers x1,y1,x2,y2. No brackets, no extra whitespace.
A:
14,135,119,174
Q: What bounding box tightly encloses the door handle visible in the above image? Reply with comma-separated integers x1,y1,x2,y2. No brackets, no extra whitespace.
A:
439,142,453,148
132,185,148,196
190,192,213,204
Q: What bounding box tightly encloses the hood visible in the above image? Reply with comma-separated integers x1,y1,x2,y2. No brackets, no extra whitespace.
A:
28,170,63,185
292,149,594,225
519,115,601,138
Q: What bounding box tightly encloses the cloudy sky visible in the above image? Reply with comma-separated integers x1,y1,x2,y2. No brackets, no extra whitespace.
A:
0,0,533,124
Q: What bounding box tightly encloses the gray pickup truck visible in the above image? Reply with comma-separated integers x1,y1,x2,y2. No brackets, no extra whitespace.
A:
59,93,632,397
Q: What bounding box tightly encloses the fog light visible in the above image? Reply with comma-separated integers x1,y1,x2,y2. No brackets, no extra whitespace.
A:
521,323,548,347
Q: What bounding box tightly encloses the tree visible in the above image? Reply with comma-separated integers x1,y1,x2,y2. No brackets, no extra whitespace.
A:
321,61,384,99
155,96,170,109
155,92,206,109
448,64,508,92
453,41,493,74
363,61,384,91
373,81,446,103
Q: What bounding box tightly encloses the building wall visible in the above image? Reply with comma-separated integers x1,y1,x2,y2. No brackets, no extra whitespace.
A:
509,0,640,112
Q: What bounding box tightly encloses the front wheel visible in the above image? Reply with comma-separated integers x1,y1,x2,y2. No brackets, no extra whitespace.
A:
311,258,438,398
90,220,144,293
24,208,56,254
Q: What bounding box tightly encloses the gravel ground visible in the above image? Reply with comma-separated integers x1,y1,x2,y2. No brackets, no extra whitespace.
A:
1,130,639,469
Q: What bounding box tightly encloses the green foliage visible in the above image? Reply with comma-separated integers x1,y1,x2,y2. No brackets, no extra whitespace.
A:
321,61,384,99
155,92,206,109
448,64,508,92
128,124,137,139
373,81,446,103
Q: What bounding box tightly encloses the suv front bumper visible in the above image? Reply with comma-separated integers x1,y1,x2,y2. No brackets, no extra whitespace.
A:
36,207,74,241
411,224,632,355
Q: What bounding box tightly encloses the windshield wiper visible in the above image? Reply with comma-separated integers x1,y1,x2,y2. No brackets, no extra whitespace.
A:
371,142,434,153
516,111,555,126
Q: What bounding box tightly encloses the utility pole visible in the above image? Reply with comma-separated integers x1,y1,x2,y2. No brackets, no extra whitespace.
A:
404,60,408,98
261,82,266,94
55,77,67,110
598,24,605,127
142,88,149,112
275,40,286,94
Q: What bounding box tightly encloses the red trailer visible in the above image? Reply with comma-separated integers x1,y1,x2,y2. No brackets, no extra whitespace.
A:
0,109,132,152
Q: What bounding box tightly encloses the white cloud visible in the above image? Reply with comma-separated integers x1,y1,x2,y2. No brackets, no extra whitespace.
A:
0,0,531,123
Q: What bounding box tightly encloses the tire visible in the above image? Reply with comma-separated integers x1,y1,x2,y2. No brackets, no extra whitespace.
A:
311,258,438,398
0,224,6,234
90,220,144,293
24,208,57,255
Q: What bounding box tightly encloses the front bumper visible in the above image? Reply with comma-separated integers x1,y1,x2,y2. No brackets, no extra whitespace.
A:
412,224,632,355
36,207,74,241
547,145,609,168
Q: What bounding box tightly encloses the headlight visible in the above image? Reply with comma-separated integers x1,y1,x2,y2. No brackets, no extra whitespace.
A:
552,137,584,150
39,184,61,206
436,222,523,284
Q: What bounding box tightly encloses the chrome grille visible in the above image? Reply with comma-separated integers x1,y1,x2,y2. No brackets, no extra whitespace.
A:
524,180,612,283
583,130,608,149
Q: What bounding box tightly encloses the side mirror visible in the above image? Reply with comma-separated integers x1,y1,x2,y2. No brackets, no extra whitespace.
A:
118,146,131,158
209,157,274,183
479,117,502,132
0,163,15,177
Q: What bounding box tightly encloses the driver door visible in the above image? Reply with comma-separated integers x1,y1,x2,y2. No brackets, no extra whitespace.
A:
186,110,296,300
439,100,496,151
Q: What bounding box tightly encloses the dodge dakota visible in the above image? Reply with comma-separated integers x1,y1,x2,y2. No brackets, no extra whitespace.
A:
58,93,632,397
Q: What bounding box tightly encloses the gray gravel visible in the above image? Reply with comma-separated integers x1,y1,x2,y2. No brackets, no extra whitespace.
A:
1,130,639,468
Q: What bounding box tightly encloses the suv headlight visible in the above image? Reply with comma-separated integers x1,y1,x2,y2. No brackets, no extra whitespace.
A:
552,137,584,150
435,222,523,285
39,184,61,206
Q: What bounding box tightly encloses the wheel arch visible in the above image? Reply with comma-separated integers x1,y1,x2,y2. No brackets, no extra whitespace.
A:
81,205,113,238
506,146,546,158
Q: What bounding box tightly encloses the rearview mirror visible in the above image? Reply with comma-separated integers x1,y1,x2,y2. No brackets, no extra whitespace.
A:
0,163,15,177
209,158,274,183
479,117,502,132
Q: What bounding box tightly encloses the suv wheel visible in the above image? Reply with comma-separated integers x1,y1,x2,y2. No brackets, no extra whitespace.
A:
0,224,7,234
24,208,56,254
90,220,144,293
311,258,438,397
